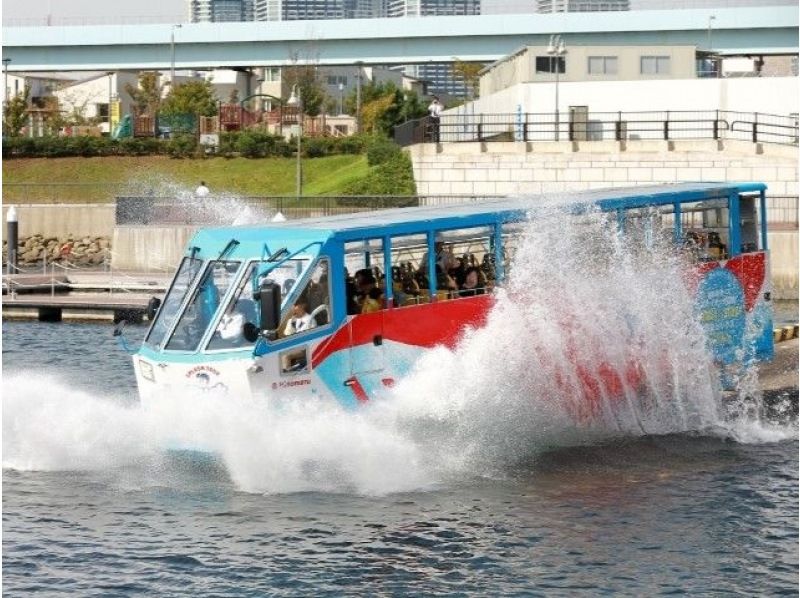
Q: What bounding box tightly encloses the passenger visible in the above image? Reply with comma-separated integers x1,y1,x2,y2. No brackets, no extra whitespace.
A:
449,257,467,289
420,233,458,275
284,300,316,336
355,270,384,313
345,269,360,315
459,267,485,297
708,232,728,260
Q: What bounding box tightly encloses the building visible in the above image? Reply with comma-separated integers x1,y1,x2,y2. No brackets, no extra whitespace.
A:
54,72,139,134
536,0,629,11
387,0,479,16
190,0,255,22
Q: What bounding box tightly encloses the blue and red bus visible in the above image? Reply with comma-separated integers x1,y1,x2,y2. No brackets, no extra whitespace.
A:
130,182,773,412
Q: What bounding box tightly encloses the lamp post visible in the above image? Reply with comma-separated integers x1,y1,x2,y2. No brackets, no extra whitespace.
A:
3,58,10,106
170,24,182,87
287,84,302,198
107,71,114,134
355,61,363,133
546,34,566,142
707,15,716,51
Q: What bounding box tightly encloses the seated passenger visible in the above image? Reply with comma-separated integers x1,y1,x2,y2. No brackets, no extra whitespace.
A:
284,300,316,336
459,267,486,297
707,232,728,260
362,287,384,314
355,270,384,313
345,269,360,315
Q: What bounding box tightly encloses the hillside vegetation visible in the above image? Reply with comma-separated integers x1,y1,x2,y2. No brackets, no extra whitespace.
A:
2,154,377,203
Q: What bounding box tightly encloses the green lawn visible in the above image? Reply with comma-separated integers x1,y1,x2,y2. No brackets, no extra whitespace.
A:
2,154,371,203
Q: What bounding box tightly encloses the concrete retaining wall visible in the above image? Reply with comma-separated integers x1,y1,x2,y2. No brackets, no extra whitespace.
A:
1,204,115,238
111,226,197,272
769,231,799,300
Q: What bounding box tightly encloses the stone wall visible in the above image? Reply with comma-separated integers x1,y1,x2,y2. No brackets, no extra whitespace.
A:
1,204,115,239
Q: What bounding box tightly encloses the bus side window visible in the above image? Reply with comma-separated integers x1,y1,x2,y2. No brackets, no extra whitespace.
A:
738,194,759,253
679,200,729,262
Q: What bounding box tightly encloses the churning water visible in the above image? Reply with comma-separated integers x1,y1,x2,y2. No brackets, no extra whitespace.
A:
3,206,797,595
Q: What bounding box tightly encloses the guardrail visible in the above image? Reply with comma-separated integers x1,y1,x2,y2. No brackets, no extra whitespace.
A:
395,110,800,146
114,195,494,225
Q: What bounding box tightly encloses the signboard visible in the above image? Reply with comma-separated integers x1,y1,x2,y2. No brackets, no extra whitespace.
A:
110,100,121,130
200,133,220,147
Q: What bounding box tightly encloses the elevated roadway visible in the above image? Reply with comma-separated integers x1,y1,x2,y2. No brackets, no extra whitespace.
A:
2,6,797,72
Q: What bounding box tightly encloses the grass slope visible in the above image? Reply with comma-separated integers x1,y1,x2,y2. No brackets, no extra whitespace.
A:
2,155,370,203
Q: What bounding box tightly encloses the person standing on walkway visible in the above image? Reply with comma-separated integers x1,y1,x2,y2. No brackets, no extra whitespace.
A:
195,181,210,198
427,96,442,143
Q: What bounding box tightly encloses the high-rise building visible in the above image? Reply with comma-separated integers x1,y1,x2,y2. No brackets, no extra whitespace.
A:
535,0,628,11
190,0,255,22
253,0,385,20
387,0,479,17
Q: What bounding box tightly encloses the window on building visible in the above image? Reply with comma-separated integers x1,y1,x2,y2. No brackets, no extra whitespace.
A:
96,103,110,119
588,56,618,75
640,56,671,75
535,56,566,74
326,75,348,86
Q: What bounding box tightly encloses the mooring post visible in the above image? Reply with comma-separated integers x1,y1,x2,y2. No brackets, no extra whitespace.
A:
6,205,18,274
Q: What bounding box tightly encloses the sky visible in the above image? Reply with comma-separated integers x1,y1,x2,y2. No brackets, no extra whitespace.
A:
3,0,186,25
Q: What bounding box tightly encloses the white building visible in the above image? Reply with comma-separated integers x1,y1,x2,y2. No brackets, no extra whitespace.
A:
54,72,139,134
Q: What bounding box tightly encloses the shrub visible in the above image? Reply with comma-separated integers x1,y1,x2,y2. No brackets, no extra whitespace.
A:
303,136,332,158
118,137,162,156
165,134,197,158
365,137,401,166
341,150,416,197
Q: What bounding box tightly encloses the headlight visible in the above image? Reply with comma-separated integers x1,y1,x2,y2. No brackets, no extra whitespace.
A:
139,359,155,382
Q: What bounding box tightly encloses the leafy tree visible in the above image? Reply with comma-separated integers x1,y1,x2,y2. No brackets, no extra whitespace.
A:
345,81,427,137
125,71,164,115
452,60,484,99
161,79,218,117
283,65,326,118
3,86,30,137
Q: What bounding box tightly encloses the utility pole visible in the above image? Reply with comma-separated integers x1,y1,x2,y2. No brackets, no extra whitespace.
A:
3,58,10,106
170,24,182,87
355,61,363,133
547,35,566,142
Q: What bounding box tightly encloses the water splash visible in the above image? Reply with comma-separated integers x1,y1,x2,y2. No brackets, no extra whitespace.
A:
3,205,795,493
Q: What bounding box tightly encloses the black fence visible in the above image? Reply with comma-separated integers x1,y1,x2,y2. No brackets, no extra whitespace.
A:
395,110,799,146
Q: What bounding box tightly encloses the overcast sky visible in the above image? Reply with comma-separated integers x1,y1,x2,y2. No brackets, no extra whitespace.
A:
3,0,186,24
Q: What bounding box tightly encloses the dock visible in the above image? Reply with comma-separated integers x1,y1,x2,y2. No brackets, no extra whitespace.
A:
2,270,170,322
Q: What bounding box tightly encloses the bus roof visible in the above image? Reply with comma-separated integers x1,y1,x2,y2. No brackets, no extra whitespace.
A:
191,182,766,255
268,182,766,242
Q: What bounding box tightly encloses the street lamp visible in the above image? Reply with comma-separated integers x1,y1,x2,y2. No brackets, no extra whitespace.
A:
107,71,114,134
287,84,303,198
707,15,716,51
3,58,11,105
546,34,566,142
170,24,182,87
355,61,363,133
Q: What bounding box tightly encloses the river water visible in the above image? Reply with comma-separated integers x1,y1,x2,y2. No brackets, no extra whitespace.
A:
3,319,798,596
3,205,799,595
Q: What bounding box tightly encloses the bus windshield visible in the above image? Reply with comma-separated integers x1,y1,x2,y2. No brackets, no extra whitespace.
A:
166,260,241,352
145,256,204,348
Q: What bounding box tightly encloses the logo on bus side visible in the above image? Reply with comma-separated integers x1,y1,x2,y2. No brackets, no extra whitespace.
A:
186,365,228,393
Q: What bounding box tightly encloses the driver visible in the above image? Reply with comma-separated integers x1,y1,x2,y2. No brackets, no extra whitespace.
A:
284,300,316,336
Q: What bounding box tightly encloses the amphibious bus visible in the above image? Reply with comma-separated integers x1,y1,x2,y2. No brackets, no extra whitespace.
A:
127,183,773,411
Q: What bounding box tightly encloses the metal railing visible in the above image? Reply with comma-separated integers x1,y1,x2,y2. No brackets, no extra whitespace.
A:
395,110,800,146
114,195,495,225
767,196,799,230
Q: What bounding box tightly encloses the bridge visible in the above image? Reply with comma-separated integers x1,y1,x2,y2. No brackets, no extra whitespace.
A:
2,6,797,72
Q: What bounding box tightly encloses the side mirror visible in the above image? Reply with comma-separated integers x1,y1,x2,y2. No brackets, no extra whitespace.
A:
146,296,162,321
254,280,281,336
242,322,260,343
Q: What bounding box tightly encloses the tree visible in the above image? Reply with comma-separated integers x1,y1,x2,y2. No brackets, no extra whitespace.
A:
452,60,483,100
3,86,30,137
124,71,164,115
160,79,218,117
345,80,427,137
283,65,326,118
